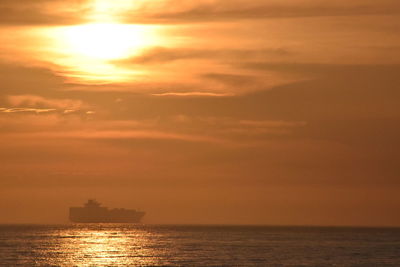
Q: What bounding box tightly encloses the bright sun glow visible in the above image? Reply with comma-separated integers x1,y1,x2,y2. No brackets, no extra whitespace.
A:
63,23,150,60
27,1,167,83
40,23,164,83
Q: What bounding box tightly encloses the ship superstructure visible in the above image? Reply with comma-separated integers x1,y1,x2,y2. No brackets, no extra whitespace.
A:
69,199,145,223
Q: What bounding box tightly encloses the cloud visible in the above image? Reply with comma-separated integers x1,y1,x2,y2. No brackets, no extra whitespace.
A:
115,47,291,65
184,117,307,138
3,0,396,26
152,92,233,97
0,94,96,117
0,108,56,114
125,0,400,24
0,63,66,96
7,95,86,110
109,47,295,96
0,104,307,147
68,63,400,123
0,95,92,115
239,120,306,128
0,107,94,116
202,73,259,87
0,0,89,25
108,46,295,96
16,130,225,144
239,62,400,77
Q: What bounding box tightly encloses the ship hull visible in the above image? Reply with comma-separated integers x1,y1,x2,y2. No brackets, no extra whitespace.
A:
70,218,144,223
69,207,145,223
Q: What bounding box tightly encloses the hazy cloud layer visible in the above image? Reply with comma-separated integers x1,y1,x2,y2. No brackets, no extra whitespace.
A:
3,0,399,26
126,0,400,23
1,0,400,225
7,95,86,110
115,47,291,65
0,0,89,25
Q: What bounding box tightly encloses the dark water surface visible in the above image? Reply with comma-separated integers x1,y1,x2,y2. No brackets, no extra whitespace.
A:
0,224,399,266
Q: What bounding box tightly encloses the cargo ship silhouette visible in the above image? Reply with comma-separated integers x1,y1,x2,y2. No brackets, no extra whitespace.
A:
69,199,145,223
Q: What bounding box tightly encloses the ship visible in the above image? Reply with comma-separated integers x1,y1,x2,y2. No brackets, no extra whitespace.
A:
69,199,145,223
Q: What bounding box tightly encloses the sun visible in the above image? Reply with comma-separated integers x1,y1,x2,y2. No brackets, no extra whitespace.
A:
14,1,165,83
39,22,163,82
62,23,149,60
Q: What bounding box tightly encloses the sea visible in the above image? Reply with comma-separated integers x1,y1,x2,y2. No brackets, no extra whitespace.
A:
0,224,399,266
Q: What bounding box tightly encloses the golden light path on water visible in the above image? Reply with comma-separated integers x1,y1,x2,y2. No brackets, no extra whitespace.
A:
53,225,162,266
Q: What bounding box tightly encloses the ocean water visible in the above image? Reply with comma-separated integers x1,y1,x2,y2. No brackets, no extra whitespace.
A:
0,225,399,266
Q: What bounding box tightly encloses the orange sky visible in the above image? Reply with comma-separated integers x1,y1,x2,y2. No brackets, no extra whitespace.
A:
0,0,399,226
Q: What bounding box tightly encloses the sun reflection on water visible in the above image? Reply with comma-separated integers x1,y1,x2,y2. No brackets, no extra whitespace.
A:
54,225,161,266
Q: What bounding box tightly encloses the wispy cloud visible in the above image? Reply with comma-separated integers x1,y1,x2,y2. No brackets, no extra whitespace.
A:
239,120,307,128
7,95,86,110
4,0,398,26
0,107,94,115
114,47,291,65
0,108,56,114
0,0,89,25
152,92,233,97
2,95,94,115
20,130,225,144
125,0,400,24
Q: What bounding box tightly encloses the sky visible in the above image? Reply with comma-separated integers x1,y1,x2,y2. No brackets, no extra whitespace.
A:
0,0,399,226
